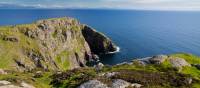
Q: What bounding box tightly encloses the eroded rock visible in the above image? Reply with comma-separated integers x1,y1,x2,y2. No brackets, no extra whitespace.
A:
78,80,108,88
169,57,191,71
111,79,131,88
149,55,168,64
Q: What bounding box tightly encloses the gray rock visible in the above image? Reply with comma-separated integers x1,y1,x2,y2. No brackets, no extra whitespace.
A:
0,80,11,85
94,63,104,72
78,80,108,88
169,57,191,71
111,79,131,88
0,85,21,88
104,72,118,78
21,81,35,88
186,78,193,85
131,83,143,88
149,55,168,64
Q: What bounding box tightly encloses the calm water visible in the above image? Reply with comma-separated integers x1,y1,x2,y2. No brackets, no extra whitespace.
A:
1,9,200,65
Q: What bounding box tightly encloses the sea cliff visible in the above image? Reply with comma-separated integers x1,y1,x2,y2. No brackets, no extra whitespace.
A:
0,17,117,72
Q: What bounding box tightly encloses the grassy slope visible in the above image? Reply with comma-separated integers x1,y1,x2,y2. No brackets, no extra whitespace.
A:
49,53,200,88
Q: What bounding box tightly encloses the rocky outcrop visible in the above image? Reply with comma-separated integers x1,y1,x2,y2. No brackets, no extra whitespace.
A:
78,80,108,88
0,81,35,88
169,57,191,71
82,25,117,54
0,17,117,72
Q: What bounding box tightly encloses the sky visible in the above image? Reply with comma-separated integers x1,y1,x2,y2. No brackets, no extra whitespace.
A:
0,0,200,10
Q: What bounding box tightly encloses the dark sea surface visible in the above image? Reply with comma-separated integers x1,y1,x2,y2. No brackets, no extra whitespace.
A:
1,9,200,65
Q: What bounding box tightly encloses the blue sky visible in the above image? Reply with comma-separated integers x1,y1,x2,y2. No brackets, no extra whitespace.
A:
0,0,200,10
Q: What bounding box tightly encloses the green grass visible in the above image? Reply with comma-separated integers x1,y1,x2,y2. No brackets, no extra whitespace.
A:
55,51,70,70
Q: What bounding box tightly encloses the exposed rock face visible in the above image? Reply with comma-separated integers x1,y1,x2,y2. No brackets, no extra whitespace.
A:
0,17,117,72
169,57,191,71
149,55,168,64
82,25,117,54
78,80,108,88
111,79,131,88
0,81,35,88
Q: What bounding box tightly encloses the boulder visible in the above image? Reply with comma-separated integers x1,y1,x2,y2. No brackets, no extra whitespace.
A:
111,79,131,88
78,80,108,88
149,55,168,64
169,57,191,71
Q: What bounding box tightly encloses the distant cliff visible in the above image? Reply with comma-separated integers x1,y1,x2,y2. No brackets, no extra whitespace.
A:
0,17,117,72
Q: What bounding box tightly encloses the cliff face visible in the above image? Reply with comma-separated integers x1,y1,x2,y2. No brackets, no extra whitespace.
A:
82,26,117,54
0,17,117,72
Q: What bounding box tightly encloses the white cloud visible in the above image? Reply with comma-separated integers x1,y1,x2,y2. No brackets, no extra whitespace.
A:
1,0,200,10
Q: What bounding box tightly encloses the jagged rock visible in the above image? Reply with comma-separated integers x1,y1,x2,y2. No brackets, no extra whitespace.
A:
78,80,108,88
169,57,191,71
149,55,168,64
111,79,131,88
82,25,117,54
0,69,7,75
3,36,19,42
131,83,143,88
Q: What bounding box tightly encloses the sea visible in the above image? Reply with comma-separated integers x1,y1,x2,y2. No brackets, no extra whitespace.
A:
1,9,200,65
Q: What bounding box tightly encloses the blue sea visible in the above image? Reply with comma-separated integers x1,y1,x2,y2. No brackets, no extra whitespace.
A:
1,9,200,65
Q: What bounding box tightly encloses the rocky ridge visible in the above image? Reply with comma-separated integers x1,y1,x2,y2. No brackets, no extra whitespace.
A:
0,17,117,72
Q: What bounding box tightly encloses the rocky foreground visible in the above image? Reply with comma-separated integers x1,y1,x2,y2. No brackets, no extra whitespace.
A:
0,17,200,88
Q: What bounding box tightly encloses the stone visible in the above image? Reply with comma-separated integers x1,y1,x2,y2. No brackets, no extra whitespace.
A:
94,63,104,72
104,72,118,78
131,83,143,88
169,57,191,71
111,79,131,88
149,55,168,64
78,80,108,88
33,71,43,78
0,69,7,75
186,78,193,85
0,85,21,88
21,81,35,88
0,80,11,85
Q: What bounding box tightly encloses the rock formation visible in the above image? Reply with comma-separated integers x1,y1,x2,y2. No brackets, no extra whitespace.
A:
0,17,117,72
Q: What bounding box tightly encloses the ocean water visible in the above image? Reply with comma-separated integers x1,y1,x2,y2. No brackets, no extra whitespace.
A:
1,9,200,65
